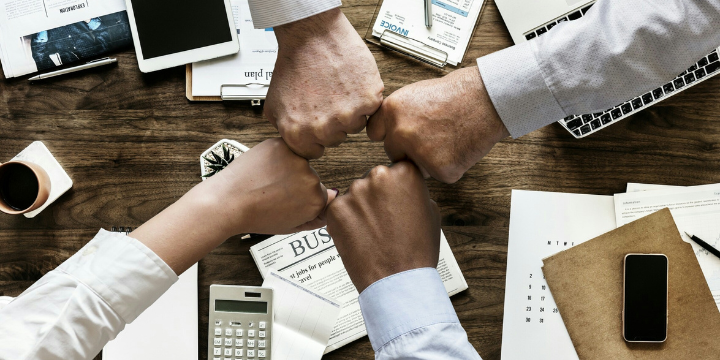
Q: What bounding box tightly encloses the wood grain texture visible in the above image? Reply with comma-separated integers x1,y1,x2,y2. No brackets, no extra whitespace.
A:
1,0,720,359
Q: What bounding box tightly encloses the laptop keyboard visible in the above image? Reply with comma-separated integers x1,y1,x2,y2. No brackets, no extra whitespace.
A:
523,2,720,138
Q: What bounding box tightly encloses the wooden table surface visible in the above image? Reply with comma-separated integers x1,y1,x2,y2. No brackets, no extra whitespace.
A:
2,1,720,359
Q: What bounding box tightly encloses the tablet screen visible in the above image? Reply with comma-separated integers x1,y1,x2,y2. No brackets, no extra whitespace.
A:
130,0,232,59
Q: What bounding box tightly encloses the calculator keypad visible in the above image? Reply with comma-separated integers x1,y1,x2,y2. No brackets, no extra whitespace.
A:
213,320,269,359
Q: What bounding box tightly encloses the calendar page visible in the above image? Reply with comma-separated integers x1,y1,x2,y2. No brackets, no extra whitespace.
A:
502,190,616,360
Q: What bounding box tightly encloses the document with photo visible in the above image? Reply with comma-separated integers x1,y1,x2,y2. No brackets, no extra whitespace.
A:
0,0,129,78
250,226,468,353
371,0,485,65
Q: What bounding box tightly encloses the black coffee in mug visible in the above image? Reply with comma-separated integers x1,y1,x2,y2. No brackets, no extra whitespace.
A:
0,163,40,211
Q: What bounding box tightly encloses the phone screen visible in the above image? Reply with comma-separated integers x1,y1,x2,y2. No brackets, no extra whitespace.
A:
624,254,668,342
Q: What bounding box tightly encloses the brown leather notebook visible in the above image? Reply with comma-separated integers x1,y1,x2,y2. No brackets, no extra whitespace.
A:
542,208,720,359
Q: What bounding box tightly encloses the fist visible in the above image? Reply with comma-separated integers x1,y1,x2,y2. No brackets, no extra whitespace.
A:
265,8,384,159
326,162,441,292
367,67,510,183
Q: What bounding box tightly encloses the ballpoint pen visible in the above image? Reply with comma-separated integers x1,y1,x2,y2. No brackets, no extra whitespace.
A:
425,0,433,28
685,232,720,259
28,57,117,81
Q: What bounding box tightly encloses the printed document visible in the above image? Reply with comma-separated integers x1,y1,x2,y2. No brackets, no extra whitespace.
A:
615,183,720,310
0,0,128,77
250,226,468,353
262,270,342,360
191,0,277,97
502,190,616,360
371,0,484,65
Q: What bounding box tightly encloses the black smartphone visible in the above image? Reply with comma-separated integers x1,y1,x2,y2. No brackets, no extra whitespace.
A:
623,253,668,342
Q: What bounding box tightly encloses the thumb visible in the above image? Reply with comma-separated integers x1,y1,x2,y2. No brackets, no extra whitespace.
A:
325,186,339,205
366,102,388,141
292,185,339,232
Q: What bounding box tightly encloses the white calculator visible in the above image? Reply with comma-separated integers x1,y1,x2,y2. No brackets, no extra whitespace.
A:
209,285,273,360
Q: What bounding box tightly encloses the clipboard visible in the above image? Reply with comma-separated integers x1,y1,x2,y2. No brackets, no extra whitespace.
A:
186,64,269,105
364,0,487,71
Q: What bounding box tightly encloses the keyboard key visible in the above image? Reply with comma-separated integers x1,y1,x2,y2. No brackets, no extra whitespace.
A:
259,331,266,338
248,339,256,348
620,103,632,114
248,329,255,337
611,108,623,119
600,113,612,125
709,52,719,63
557,17,568,22
236,338,244,347
581,114,593,123
215,328,222,336
698,57,709,67
214,358,221,360
235,349,244,357
525,32,536,40
214,338,222,346
225,328,233,336
546,21,557,30
684,72,696,85
580,124,591,135
572,129,581,137
706,61,720,74
568,10,582,20
224,348,232,356
236,329,244,337
688,64,698,72
673,77,685,89
678,70,687,76
259,322,266,329
225,338,233,346
536,27,547,36
258,340,266,348
581,3,593,13
663,82,675,93
631,98,643,110
566,118,582,130
592,112,602,118
247,349,256,358
642,93,653,105
563,114,575,121
590,119,601,130
214,348,222,356
652,87,664,99
258,350,267,358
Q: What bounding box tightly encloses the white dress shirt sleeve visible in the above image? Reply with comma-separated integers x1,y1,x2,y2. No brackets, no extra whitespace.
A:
248,0,342,29
358,268,482,360
0,229,178,360
477,0,720,138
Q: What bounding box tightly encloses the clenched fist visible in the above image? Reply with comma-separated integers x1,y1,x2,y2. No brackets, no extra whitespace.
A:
266,8,384,159
367,67,510,183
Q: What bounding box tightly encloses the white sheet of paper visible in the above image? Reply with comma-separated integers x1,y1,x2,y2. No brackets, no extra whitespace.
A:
191,0,277,97
372,0,484,65
614,183,720,310
103,264,198,360
502,190,616,360
262,270,342,360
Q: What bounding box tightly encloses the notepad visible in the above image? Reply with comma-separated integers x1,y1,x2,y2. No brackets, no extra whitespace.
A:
262,270,342,360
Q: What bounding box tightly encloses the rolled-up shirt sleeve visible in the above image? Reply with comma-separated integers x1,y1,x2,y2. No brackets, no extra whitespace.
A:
358,268,482,360
0,229,178,360
248,0,342,29
477,0,720,138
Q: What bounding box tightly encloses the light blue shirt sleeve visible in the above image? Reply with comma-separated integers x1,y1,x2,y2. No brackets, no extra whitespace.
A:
358,268,482,360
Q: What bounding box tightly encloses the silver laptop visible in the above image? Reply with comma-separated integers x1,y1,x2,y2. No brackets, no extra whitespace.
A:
495,0,720,138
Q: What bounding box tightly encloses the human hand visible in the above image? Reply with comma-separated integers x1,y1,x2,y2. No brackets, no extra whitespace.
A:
326,161,440,293
265,8,384,159
366,67,510,183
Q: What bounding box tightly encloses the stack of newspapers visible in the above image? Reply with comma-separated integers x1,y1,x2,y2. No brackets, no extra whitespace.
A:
0,0,131,78
250,227,469,353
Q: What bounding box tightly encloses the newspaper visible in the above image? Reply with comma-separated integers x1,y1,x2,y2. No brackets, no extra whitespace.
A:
0,0,129,78
250,226,468,353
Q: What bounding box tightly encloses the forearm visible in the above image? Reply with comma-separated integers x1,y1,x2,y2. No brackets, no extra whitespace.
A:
478,0,720,138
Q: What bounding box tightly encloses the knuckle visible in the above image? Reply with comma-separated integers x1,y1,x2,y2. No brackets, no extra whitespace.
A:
348,178,369,194
368,165,390,180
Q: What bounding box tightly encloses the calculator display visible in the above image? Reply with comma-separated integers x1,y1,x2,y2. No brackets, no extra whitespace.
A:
216,300,268,314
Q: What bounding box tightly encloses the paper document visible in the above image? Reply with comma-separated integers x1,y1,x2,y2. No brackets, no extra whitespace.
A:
614,183,720,310
191,0,277,97
371,0,484,65
104,264,198,360
262,270,342,360
0,0,128,78
502,190,616,360
250,226,468,353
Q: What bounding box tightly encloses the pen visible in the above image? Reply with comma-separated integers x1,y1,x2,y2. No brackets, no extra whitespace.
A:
425,0,433,28
28,57,117,81
685,232,720,259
